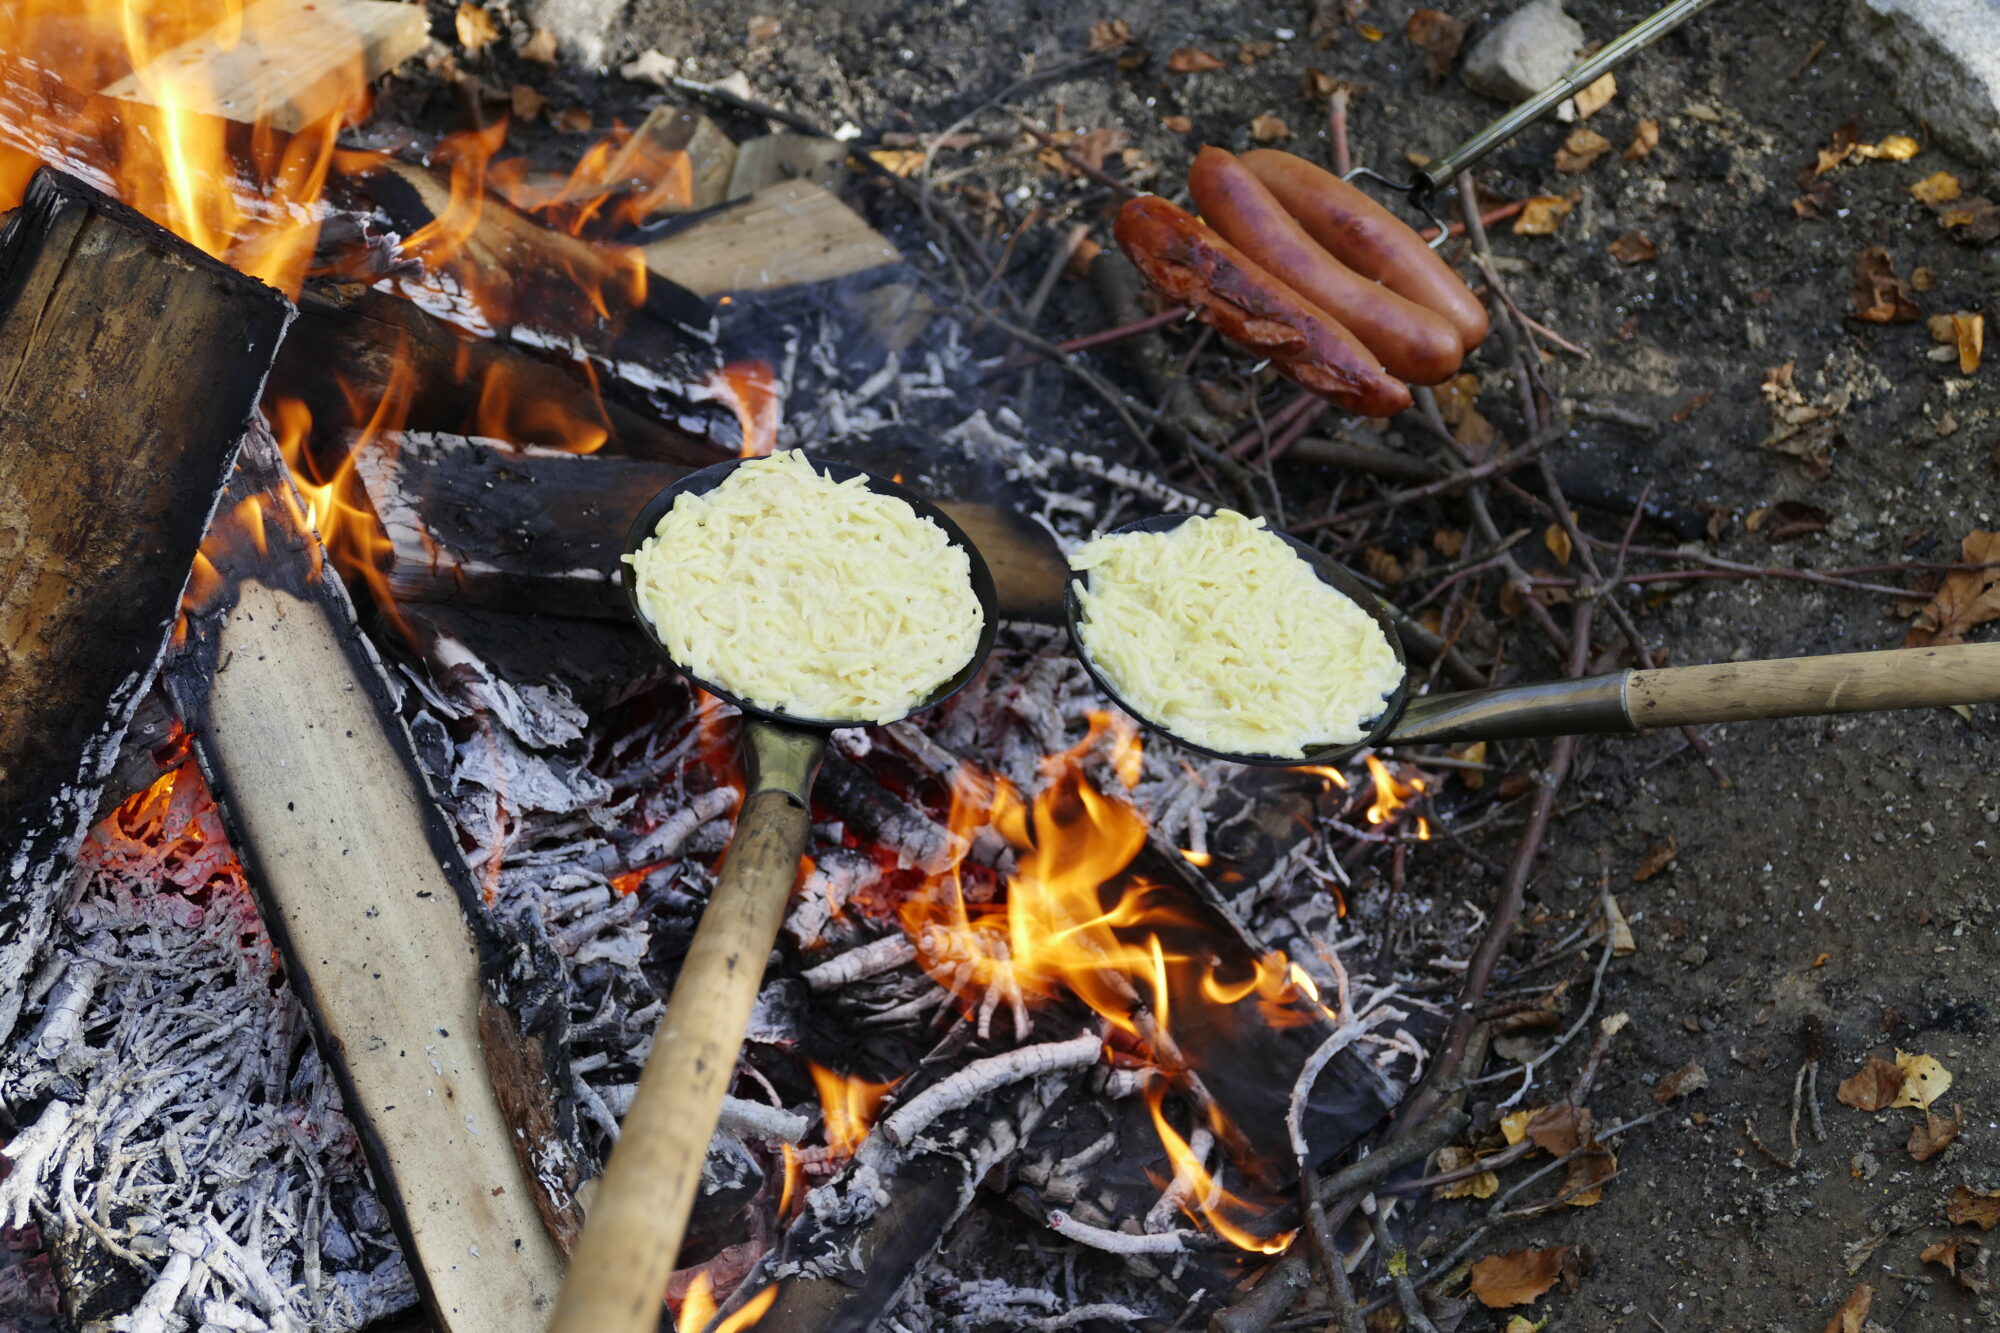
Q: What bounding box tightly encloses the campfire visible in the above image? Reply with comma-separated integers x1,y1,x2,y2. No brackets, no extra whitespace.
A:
5,2,1988,1332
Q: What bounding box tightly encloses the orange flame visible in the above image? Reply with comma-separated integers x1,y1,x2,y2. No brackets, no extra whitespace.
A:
472,359,611,454
1363,756,1428,837
490,120,694,235
1145,1081,1295,1254
808,1063,896,1161
675,1274,777,1333
714,361,781,458
1298,764,1351,790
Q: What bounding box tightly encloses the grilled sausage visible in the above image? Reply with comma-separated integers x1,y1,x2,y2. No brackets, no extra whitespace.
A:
1239,148,1490,353
1189,147,1464,386
1113,195,1413,418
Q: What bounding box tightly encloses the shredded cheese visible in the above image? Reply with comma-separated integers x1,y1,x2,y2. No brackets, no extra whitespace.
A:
1070,510,1402,759
626,451,984,723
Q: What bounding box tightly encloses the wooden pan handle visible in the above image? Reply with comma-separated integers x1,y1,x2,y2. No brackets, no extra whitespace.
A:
1629,642,2000,728
548,721,824,1333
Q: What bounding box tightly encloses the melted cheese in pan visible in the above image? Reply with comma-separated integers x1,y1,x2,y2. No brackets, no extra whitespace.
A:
1070,510,1402,759
626,451,984,723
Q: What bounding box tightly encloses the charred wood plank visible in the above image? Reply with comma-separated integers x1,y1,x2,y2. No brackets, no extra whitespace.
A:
165,425,567,1331
348,430,1072,625
0,168,291,1045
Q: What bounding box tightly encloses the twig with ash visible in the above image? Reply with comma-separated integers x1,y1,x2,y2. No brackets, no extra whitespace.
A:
1469,893,1617,1107
877,1033,1101,1147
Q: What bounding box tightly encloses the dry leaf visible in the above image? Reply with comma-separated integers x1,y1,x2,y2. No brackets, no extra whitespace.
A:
1954,312,1984,372
1166,46,1226,72
509,83,545,122
1563,1138,1617,1206
1813,117,1860,175
1609,232,1659,264
1088,18,1134,50
1499,1107,1537,1146
1653,1060,1708,1105
1450,739,1487,787
1605,894,1636,956
1433,527,1466,558
1250,114,1293,143
1937,195,2000,243
1836,1056,1905,1112
1572,71,1616,119
1433,1145,1500,1199
1625,118,1660,160
1912,170,1962,206
1513,195,1574,235
1850,246,1920,323
553,106,593,134
1911,265,1938,290
1856,133,1921,160
1749,499,1829,541
1237,40,1277,64
1362,546,1404,586
1555,128,1613,172
1948,1185,2000,1230
1891,1050,1952,1109
1820,1284,1872,1333
1161,114,1192,133
1543,522,1572,567
1070,127,1129,172
1633,836,1677,881
455,2,500,50
867,148,925,177
1356,22,1385,40
1905,531,2000,646
1672,387,1716,423
1920,1235,1984,1290
1403,8,1464,86
1908,1104,1963,1161
1758,359,1845,476
517,27,559,64
1526,1104,1590,1156
1468,1247,1572,1308
1300,68,1339,101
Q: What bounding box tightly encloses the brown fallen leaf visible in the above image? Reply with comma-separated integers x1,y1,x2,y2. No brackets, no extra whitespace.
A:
1948,1185,2000,1230
1855,133,1920,160
1911,170,1962,206
1905,530,2000,646
1625,117,1661,160
1356,22,1385,40
1911,265,1938,290
1070,127,1129,172
1937,195,2000,244
1250,114,1293,143
1633,836,1677,881
455,2,500,50
1609,232,1658,264
1908,1103,1963,1161
1748,499,1830,541
1891,1049,1951,1108
1793,177,1839,219
1812,116,1860,175
1820,1283,1872,1333
1572,72,1616,119
1563,1137,1617,1206
1433,527,1466,558
1758,359,1845,476
1555,128,1613,172
1850,246,1920,323
1921,1234,1985,1290
1527,1104,1591,1156
1544,521,1572,567
1469,1246,1573,1308
1362,546,1405,586
1671,387,1716,423
1088,18,1134,50
1166,46,1226,72
1237,40,1277,64
1162,114,1192,133
1513,195,1574,235
1836,1056,1904,1112
1403,8,1464,86
509,83,546,122
1954,312,1984,372
1653,1060,1709,1105
1605,894,1636,955
518,27,559,64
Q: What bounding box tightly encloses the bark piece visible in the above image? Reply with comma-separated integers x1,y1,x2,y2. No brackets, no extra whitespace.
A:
0,168,292,1045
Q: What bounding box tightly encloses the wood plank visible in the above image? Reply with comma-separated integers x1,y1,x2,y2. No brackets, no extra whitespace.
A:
724,133,849,200
348,430,1072,625
643,179,903,296
99,0,430,133
169,427,567,1331
0,169,292,1046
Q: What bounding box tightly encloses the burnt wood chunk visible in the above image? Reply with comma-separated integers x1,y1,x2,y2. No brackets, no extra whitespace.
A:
0,168,291,1044
165,425,566,1331
349,430,1072,625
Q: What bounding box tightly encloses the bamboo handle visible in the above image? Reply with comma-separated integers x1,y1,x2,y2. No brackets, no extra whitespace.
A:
1629,642,2000,727
548,722,823,1332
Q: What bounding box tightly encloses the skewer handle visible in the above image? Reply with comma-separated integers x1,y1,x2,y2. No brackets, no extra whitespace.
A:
548,721,823,1333
1629,642,2000,727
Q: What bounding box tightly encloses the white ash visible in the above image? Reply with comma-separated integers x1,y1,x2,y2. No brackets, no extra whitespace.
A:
0,771,412,1331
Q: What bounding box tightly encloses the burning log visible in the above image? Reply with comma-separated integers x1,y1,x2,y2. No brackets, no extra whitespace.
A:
162,424,567,1329
0,169,291,1045
346,429,1073,624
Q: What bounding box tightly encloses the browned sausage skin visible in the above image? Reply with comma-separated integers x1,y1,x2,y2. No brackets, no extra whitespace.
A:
1239,148,1490,353
1113,195,1413,418
1189,147,1463,386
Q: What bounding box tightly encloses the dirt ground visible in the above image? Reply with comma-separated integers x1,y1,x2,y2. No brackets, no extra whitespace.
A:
493,0,2000,1326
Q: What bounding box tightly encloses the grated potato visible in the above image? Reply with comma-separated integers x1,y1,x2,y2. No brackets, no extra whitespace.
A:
1070,510,1402,758
626,451,984,723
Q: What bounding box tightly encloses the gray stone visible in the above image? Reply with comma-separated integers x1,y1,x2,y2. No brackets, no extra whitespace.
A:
522,0,625,69
1462,0,1586,102
1847,0,2000,163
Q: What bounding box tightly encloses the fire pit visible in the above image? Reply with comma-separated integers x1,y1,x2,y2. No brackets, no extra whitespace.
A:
3,4,1993,1332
